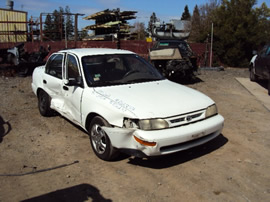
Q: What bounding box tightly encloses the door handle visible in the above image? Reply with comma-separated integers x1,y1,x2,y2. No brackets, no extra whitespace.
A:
43,80,47,84
63,86,69,91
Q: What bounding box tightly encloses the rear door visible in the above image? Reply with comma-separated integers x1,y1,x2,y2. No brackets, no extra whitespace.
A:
42,53,65,111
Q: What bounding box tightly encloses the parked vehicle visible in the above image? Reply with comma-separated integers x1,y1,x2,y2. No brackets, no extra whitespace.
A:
250,44,270,95
32,48,224,161
150,40,198,79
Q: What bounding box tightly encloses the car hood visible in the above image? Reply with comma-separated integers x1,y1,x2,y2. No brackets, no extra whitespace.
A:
93,79,214,119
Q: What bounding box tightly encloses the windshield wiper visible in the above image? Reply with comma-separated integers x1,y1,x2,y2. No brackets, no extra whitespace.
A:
126,78,161,84
91,80,125,87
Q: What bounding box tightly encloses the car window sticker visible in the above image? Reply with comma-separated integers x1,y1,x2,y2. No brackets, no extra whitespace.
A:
94,74,101,81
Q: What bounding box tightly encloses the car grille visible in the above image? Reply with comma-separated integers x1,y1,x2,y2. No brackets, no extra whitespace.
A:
165,109,205,128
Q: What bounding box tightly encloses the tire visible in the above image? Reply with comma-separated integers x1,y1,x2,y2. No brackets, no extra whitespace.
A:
268,78,270,96
38,90,53,117
250,66,258,82
88,116,118,161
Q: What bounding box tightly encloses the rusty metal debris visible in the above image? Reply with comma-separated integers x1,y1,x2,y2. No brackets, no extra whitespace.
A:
149,20,197,79
0,43,50,76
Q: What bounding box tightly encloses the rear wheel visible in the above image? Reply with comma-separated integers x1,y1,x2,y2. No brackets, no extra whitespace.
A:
38,90,53,117
88,116,118,161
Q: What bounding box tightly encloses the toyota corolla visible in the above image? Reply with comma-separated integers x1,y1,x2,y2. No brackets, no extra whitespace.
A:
32,48,224,161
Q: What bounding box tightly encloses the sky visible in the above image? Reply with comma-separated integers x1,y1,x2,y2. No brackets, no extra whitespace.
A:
0,0,269,30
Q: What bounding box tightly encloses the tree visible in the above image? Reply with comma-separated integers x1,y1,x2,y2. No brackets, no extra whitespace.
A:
197,0,220,42
212,0,261,67
44,14,54,41
51,9,61,40
254,2,270,47
148,12,158,34
189,5,201,42
58,7,65,39
65,6,74,40
181,5,191,20
44,7,75,41
133,22,146,40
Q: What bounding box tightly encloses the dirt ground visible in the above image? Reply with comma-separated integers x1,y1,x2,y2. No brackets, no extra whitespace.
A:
0,68,270,202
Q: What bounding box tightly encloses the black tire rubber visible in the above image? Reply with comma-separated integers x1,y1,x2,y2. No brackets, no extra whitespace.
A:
268,78,270,95
250,66,257,82
88,116,119,161
38,90,53,117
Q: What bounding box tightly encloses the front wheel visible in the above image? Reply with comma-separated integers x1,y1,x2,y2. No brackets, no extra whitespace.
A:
88,116,119,161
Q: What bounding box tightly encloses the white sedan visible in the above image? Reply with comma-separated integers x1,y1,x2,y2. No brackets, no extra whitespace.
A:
32,48,224,161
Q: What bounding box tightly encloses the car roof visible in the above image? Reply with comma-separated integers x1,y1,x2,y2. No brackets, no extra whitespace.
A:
58,48,134,58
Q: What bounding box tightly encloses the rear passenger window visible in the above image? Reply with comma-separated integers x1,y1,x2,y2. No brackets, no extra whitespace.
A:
45,54,63,79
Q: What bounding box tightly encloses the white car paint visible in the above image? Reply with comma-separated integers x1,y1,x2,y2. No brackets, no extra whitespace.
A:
32,48,224,158
250,54,257,67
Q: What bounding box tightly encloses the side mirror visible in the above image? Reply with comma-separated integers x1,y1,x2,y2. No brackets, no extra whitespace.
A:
64,76,83,87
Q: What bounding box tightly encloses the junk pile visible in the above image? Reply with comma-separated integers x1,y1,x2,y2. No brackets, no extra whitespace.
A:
83,8,137,41
0,43,50,77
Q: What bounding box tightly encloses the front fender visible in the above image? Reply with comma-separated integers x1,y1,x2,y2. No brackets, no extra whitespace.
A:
81,88,137,129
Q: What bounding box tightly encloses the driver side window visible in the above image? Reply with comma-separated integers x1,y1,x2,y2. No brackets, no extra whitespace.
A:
66,54,80,79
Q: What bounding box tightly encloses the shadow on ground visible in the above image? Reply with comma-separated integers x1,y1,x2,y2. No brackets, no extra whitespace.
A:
256,79,269,92
169,75,203,85
0,115,11,143
21,184,112,202
127,134,228,169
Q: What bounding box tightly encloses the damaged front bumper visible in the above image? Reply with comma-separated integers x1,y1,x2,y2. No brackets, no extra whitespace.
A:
102,114,224,157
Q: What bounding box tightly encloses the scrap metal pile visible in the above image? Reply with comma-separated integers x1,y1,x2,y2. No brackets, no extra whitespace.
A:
0,43,50,76
83,9,137,40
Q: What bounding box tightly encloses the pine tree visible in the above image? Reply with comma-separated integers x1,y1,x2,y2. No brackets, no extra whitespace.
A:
65,6,74,40
52,9,61,40
181,5,191,20
189,5,201,42
58,7,65,40
44,14,54,41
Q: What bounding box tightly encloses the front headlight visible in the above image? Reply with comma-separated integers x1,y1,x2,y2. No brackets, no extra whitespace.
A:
124,118,169,130
138,119,169,130
205,104,218,118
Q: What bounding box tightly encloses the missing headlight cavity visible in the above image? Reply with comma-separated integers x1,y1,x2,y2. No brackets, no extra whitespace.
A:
123,118,139,129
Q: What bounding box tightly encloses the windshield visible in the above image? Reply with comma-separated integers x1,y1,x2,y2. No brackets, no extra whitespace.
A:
156,41,192,57
82,54,164,87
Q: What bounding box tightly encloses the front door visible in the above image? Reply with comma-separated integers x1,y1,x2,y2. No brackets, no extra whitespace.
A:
61,53,84,125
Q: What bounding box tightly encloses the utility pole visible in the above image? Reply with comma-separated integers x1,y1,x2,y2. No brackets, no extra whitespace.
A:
65,15,67,49
116,8,121,49
210,23,213,67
